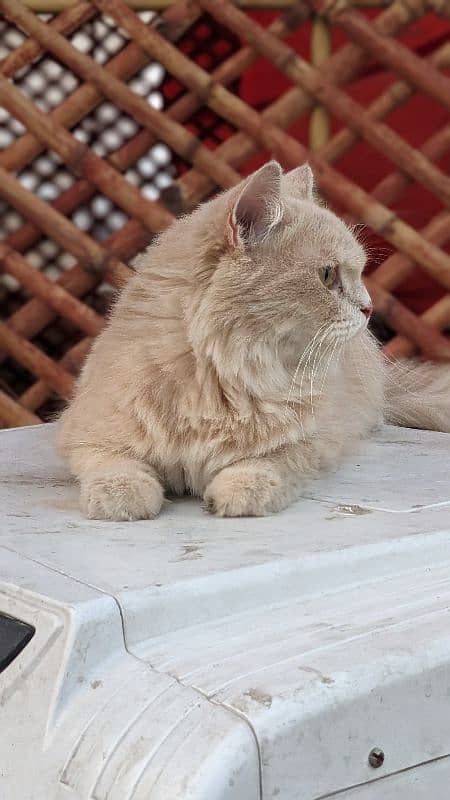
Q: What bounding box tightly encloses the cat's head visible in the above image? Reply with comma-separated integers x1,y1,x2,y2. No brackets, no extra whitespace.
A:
190,161,372,363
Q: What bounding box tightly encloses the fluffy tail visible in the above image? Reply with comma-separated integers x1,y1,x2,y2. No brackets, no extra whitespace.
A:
383,358,450,433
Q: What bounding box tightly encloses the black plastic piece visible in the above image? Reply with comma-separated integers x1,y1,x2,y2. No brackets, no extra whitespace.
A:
0,611,35,673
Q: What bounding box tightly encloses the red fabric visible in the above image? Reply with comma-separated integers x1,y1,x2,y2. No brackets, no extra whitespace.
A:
238,11,450,314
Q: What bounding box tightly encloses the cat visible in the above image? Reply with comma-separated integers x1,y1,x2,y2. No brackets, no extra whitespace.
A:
58,161,449,520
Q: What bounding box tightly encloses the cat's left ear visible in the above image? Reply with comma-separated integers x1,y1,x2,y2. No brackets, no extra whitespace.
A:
227,161,283,248
284,163,315,201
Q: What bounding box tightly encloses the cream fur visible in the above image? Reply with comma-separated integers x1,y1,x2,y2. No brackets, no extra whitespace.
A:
58,162,414,520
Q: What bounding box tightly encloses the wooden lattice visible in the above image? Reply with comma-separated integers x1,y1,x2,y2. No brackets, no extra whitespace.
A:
0,0,449,428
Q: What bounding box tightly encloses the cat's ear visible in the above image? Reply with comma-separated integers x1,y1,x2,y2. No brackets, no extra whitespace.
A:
284,163,314,201
227,161,283,248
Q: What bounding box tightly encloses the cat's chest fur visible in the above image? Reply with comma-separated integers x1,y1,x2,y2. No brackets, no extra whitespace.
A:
138,337,382,495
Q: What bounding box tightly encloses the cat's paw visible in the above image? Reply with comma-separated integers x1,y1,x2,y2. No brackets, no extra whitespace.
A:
80,471,164,521
203,465,284,517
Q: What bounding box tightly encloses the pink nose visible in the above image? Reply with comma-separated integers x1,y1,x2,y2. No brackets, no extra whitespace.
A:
361,304,373,319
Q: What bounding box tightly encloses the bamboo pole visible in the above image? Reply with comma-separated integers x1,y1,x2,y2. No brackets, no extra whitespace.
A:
20,0,396,10
0,165,131,284
0,1,241,193
21,0,307,9
173,39,450,215
0,390,41,427
2,0,308,257
309,15,331,151
0,2,95,79
0,242,105,337
316,6,450,112
0,0,201,173
385,296,450,359
163,0,432,209
0,40,149,173
94,0,450,289
5,181,106,258
372,211,450,291
0,321,74,398
194,0,450,208
20,338,93,410
0,220,151,366
427,0,450,19
364,125,450,209
365,280,450,360
0,74,175,236
0,0,211,300
320,42,450,166
0,0,428,270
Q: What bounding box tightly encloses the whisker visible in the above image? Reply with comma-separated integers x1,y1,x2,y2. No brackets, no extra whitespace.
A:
309,328,333,417
297,326,331,440
285,322,330,441
319,337,340,398
286,322,329,408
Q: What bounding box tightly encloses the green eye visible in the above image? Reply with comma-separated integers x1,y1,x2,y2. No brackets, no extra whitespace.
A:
320,265,336,288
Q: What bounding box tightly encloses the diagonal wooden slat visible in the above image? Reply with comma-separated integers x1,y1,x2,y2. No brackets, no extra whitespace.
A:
160,0,433,210
0,242,104,337
0,220,151,367
399,0,449,20
386,296,450,359
0,0,200,172
195,0,450,208
0,0,241,192
364,126,450,211
0,165,131,284
0,74,175,235
0,389,40,427
365,279,450,360
0,319,74,398
98,0,450,289
168,39,450,219
20,338,92,411
3,216,148,320
314,4,450,112
374,212,450,291
320,42,450,167
0,1,95,79
2,0,309,260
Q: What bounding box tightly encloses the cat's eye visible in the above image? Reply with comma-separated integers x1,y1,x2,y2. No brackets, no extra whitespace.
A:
319,265,337,288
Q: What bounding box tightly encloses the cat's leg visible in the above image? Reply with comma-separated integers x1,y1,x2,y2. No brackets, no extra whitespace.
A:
70,448,164,521
203,452,309,518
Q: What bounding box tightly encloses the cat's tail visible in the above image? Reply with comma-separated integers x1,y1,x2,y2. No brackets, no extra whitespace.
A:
383,358,450,433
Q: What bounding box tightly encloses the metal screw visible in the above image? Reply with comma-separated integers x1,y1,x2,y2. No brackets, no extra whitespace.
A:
368,747,385,768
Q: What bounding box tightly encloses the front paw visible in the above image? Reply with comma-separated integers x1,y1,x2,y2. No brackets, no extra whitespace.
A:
204,465,284,518
81,471,164,521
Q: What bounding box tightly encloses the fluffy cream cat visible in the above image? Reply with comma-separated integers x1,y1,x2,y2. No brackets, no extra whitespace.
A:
58,162,449,520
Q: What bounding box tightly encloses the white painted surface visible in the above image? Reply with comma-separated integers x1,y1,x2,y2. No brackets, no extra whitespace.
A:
1,422,450,799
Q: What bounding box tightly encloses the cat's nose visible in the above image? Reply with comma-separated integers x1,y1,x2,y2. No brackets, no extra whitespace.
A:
361,304,373,319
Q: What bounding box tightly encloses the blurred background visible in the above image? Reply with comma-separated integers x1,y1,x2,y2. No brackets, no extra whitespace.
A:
0,0,449,427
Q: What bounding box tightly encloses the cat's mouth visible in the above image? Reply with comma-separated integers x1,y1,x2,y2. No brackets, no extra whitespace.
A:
332,316,368,341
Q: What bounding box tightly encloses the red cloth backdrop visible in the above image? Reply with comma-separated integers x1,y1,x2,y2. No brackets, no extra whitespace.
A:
239,10,450,315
